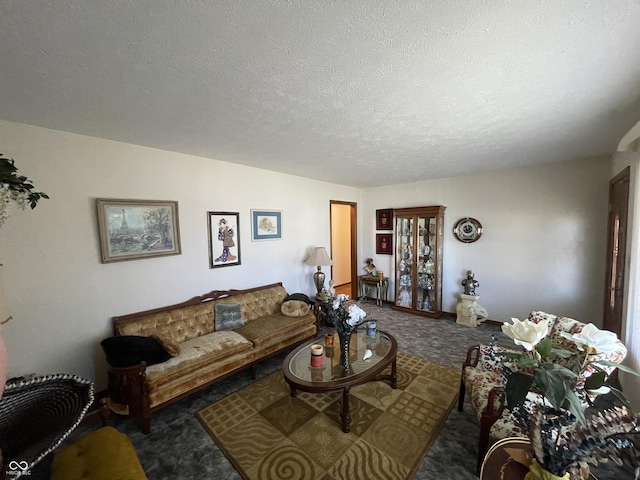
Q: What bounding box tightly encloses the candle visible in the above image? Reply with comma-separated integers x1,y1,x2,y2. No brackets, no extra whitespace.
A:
325,334,334,347
311,344,324,367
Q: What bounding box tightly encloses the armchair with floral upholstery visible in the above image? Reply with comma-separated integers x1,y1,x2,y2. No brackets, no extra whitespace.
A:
458,311,628,473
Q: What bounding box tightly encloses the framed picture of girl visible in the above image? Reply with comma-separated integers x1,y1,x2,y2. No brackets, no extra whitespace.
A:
208,212,241,268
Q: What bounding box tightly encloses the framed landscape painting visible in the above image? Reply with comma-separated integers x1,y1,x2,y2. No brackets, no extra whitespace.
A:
96,198,181,263
251,209,282,241
208,211,241,268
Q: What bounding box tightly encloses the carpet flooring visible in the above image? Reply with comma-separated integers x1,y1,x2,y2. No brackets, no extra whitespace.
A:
196,352,460,480
55,302,633,479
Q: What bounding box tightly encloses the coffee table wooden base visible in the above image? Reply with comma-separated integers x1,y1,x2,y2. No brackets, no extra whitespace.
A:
288,359,396,433
284,332,397,433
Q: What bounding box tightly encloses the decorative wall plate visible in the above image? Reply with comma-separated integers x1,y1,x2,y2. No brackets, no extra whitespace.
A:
453,217,483,243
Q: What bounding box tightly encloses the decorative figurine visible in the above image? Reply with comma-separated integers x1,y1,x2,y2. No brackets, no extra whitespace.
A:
461,270,479,296
364,258,376,275
317,288,329,303
327,279,336,298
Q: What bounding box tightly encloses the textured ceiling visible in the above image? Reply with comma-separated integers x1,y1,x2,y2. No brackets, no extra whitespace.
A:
2,1,640,188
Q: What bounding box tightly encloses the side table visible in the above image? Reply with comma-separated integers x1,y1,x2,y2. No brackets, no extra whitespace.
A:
358,275,389,305
312,296,331,327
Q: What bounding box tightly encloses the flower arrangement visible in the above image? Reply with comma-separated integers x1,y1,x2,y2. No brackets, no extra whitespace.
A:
326,294,367,335
0,154,49,226
500,317,640,478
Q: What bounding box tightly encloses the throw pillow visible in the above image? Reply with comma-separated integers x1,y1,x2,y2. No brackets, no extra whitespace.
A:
281,300,311,317
214,303,245,331
153,335,180,356
100,336,173,368
284,293,313,305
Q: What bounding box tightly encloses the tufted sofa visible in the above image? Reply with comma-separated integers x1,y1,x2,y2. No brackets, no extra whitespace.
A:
458,311,628,473
105,282,317,433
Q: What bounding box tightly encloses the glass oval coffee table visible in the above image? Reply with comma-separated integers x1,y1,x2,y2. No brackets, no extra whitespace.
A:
282,329,397,433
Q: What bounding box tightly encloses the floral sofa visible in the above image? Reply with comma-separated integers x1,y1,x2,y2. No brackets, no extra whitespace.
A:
103,282,317,433
458,311,628,472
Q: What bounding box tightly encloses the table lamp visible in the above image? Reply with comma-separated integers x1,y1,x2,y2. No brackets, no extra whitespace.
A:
304,247,332,294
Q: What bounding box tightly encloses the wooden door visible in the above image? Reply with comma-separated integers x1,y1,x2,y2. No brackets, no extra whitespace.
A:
603,167,630,337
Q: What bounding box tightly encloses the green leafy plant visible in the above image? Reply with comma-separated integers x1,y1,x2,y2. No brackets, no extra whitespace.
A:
501,317,640,477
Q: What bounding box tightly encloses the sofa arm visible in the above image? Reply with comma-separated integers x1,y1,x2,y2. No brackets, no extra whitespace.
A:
483,386,505,417
463,345,481,368
106,363,149,422
464,344,518,376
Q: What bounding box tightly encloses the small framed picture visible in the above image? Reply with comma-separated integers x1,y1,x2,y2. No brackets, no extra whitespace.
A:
376,234,392,255
208,212,241,268
376,209,393,230
96,198,181,263
251,210,282,241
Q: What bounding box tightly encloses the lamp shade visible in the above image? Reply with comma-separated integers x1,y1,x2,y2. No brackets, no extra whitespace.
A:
304,247,332,266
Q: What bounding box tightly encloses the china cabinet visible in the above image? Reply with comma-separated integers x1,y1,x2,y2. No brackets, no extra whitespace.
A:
393,206,446,317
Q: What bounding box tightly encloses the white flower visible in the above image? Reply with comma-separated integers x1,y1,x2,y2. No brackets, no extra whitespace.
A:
332,294,348,310
587,385,611,396
347,304,366,326
502,317,549,351
560,323,620,354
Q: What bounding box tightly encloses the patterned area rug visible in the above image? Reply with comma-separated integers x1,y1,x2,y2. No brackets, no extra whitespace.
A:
196,351,460,480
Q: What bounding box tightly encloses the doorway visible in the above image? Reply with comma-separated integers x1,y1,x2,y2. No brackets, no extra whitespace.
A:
330,201,357,299
603,166,630,337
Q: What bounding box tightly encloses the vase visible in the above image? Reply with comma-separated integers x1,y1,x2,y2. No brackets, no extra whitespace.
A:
337,330,353,374
524,459,570,480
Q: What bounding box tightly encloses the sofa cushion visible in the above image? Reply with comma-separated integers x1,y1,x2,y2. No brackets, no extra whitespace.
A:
281,300,311,317
116,303,214,343
214,303,245,331
154,335,180,356
145,331,253,387
101,336,173,368
234,312,316,347
213,285,288,322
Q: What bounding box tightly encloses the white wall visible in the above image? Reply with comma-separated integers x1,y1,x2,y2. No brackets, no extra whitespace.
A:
0,119,614,394
0,120,361,389
362,157,611,324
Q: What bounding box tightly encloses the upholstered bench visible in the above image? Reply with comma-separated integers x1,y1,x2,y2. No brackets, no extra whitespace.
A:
51,426,147,480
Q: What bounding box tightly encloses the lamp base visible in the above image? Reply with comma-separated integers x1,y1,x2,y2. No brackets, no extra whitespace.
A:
313,268,325,294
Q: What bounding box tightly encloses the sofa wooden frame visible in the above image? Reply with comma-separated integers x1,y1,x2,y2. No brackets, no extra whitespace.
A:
106,282,318,433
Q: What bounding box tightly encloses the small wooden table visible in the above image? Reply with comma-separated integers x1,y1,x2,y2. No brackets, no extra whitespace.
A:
282,330,397,433
358,275,389,305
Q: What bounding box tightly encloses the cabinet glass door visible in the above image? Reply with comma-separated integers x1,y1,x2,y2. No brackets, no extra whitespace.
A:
416,215,436,312
395,216,414,308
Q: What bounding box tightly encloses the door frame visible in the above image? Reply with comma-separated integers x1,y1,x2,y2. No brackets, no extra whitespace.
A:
603,166,630,338
330,201,357,299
